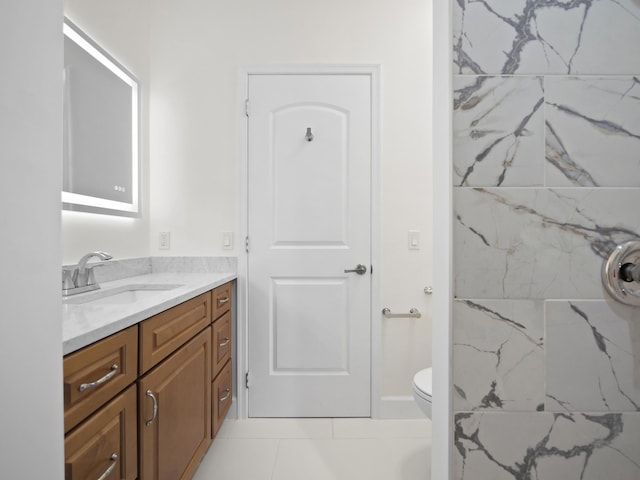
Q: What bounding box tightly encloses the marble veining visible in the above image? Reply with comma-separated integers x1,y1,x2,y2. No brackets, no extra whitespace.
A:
452,0,640,477
546,301,640,412
455,188,640,298
454,0,640,75
151,256,237,274
454,300,544,411
90,257,152,283
454,412,640,480
454,76,545,186
545,76,640,187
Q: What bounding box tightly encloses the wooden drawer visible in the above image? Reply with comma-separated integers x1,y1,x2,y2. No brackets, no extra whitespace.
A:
212,359,232,438
212,310,232,379
140,291,211,374
65,384,137,480
211,282,232,320
63,326,138,433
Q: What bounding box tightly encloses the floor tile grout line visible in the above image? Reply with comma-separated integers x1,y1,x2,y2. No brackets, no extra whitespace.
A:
270,439,282,480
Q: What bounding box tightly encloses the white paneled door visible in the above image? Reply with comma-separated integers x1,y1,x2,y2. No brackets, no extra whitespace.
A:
247,74,372,417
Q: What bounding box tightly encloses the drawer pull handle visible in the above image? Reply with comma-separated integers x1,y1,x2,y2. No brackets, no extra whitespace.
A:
96,453,118,480
219,337,230,347
219,388,231,403
218,297,230,305
146,390,158,426
79,364,118,392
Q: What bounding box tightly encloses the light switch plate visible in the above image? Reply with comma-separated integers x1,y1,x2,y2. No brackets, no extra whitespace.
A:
408,230,420,250
222,232,234,250
159,231,171,250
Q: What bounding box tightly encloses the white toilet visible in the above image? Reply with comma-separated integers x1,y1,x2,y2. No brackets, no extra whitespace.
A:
412,367,432,419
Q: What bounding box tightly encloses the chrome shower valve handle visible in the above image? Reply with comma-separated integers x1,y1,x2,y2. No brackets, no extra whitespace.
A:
602,240,640,306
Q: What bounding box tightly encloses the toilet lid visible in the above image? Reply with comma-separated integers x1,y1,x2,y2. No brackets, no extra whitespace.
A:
413,367,432,397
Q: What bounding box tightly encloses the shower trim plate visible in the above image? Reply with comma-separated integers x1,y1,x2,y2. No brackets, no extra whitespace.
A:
602,240,640,306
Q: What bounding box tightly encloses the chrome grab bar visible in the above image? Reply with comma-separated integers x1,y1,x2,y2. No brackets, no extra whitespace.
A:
382,308,421,319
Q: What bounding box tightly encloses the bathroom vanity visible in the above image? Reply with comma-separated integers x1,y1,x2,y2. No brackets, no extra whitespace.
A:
62,270,235,480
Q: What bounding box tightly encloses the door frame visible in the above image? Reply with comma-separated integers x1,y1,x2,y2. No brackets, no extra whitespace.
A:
235,64,381,420
432,2,453,478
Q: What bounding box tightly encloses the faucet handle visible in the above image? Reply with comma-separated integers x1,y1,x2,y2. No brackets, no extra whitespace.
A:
62,268,75,290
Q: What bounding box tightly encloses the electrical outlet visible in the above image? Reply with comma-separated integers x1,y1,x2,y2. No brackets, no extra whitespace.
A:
159,231,171,250
222,232,234,250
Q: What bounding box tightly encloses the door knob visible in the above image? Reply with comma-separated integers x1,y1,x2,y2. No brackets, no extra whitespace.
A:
344,264,367,275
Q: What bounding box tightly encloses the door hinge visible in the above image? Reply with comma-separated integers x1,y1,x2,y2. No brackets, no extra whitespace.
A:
245,372,250,389
245,98,250,117
245,236,249,253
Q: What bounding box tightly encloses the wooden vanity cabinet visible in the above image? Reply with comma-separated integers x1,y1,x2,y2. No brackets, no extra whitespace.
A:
63,326,138,479
212,356,233,437
63,281,234,480
63,326,138,433
139,291,211,374
139,327,211,480
212,310,231,378
64,385,137,480
211,281,231,319
138,290,214,480
211,282,233,438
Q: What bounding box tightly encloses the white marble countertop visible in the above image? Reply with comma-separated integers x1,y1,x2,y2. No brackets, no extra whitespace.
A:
62,271,236,355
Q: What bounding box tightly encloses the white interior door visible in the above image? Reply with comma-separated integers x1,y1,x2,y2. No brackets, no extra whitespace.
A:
247,74,372,417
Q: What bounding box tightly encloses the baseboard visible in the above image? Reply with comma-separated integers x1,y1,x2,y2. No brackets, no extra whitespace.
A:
378,395,425,419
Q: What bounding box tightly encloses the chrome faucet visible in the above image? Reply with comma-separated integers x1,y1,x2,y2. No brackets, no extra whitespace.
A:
62,251,113,296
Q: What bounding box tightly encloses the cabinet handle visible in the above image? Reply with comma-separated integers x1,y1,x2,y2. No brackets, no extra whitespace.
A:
96,453,118,480
217,297,229,305
219,388,231,403
79,364,118,392
219,337,230,347
145,390,158,426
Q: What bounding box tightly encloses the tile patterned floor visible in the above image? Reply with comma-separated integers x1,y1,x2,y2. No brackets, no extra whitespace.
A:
193,418,432,480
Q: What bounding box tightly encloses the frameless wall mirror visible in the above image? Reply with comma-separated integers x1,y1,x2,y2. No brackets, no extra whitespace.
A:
62,19,140,217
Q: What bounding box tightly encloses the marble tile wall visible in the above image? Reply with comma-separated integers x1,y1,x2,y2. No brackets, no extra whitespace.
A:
451,1,640,478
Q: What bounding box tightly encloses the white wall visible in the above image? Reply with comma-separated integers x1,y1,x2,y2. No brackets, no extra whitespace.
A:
0,1,64,478
432,0,453,477
149,0,434,399
62,0,151,265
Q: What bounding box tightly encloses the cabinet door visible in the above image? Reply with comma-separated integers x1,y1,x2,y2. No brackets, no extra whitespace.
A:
212,359,232,438
140,292,211,374
212,310,232,379
65,385,137,480
139,327,211,480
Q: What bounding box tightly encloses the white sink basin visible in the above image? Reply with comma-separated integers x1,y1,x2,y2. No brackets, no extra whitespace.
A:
63,284,183,305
